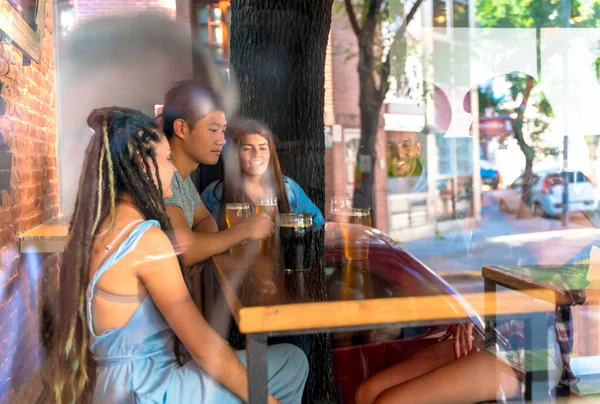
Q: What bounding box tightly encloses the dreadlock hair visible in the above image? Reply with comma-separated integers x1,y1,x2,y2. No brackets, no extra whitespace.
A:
53,107,185,404
214,119,291,229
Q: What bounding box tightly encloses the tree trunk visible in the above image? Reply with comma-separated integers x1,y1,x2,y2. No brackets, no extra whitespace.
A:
230,1,336,402
352,20,383,218
514,77,536,219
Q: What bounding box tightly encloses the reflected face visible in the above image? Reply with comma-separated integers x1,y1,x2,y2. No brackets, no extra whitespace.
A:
153,135,176,199
238,134,271,178
390,132,421,176
181,110,227,165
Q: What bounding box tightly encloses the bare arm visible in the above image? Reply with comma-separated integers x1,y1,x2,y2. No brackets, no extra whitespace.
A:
167,205,244,267
136,229,280,403
192,203,219,233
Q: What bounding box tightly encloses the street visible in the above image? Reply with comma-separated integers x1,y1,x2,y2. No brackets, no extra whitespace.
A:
402,190,599,283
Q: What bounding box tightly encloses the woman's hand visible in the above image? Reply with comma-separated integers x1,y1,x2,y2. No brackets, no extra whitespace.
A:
240,213,275,240
443,323,474,358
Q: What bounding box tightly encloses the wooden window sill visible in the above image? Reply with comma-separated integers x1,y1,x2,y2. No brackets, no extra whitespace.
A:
19,216,70,253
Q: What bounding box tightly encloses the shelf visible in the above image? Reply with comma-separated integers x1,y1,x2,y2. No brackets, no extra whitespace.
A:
20,216,70,253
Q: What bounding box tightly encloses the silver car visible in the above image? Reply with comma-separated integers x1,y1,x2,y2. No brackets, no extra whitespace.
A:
498,171,598,217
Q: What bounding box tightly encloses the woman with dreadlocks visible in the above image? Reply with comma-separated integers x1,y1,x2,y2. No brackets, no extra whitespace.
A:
52,107,308,404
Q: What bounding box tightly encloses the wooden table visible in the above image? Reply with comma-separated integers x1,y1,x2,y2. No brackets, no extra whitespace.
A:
482,264,592,401
208,228,556,404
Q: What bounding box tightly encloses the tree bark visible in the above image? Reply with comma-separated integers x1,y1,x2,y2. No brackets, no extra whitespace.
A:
351,0,387,217
230,1,336,402
514,77,536,218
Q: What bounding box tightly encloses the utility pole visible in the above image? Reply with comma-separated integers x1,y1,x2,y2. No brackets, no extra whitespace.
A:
561,0,570,226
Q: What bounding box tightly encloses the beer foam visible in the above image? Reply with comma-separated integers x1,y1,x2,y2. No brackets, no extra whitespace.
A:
335,211,370,217
280,223,312,228
226,204,249,211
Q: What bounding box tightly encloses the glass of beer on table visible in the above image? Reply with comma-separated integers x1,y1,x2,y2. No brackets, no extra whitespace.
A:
329,196,352,221
225,203,252,254
256,197,278,221
256,197,278,253
331,203,372,261
280,213,313,272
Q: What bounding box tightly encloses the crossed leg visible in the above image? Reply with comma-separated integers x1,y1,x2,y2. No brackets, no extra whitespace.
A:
355,339,520,404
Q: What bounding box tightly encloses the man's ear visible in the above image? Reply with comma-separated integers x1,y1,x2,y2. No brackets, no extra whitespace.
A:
173,118,187,140
415,141,422,157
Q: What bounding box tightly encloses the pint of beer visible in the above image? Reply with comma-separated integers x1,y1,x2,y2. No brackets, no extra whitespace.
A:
280,213,313,271
225,203,251,228
256,197,278,253
256,197,278,221
329,196,352,222
225,203,251,255
338,208,372,261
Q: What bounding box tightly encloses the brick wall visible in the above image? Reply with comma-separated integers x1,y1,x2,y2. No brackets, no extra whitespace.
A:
331,16,360,128
0,3,58,252
0,0,59,402
74,0,178,22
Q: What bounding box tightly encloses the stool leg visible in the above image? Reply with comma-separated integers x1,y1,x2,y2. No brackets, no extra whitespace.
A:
525,311,550,402
247,334,268,404
484,279,498,399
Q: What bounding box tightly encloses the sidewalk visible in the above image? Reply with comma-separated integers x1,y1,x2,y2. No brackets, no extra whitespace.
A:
401,192,600,273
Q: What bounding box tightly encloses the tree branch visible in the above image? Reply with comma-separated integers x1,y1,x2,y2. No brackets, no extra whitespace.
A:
344,0,361,36
393,0,424,47
377,54,391,102
376,0,424,98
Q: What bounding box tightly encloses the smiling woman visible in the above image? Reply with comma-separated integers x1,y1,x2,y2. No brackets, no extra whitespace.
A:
201,118,325,228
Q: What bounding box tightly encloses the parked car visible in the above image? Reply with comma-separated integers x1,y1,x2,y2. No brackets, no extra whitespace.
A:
480,159,500,189
497,170,598,217
497,174,539,213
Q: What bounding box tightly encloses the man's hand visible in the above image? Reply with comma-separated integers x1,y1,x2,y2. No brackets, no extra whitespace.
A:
238,213,274,241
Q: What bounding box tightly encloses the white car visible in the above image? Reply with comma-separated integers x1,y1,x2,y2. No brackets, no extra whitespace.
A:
498,171,598,217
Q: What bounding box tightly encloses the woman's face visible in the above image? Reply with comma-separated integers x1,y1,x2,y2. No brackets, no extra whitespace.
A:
238,134,271,178
153,134,176,199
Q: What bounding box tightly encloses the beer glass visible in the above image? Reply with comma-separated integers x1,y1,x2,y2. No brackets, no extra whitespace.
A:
338,208,372,261
225,203,251,255
280,213,313,272
329,196,352,222
256,197,278,221
225,203,251,228
256,197,278,253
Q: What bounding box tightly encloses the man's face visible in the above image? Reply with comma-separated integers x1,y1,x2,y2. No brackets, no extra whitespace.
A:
178,110,227,165
390,132,421,177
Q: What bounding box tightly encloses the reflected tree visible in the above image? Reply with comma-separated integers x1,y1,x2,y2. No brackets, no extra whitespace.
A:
478,74,556,215
476,0,600,216
340,0,424,219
